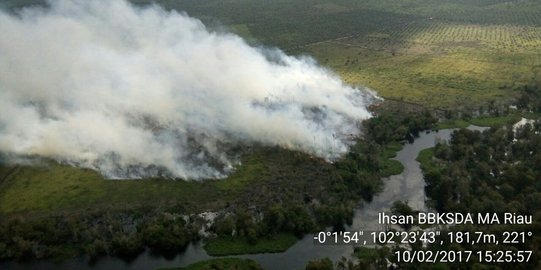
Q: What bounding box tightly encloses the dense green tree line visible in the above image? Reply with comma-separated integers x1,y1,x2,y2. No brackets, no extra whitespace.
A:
0,209,201,261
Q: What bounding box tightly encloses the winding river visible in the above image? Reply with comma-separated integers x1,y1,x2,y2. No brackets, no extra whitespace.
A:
3,126,486,270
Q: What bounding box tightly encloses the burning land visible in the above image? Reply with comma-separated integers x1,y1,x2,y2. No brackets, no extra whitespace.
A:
1,0,541,269
0,0,422,263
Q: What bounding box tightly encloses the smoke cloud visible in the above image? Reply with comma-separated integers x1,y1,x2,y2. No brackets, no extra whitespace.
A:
0,0,376,179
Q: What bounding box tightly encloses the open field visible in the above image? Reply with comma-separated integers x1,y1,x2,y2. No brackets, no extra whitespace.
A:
306,21,541,109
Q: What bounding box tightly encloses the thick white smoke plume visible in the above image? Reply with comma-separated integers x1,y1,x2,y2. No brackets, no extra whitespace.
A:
0,0,376,179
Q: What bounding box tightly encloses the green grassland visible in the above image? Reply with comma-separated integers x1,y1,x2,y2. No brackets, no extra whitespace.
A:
0,164,222,214
468,114,522,126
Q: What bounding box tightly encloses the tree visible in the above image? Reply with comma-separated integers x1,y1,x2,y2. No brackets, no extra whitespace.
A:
213,215,235,236
305,258,334,270
111,233,143,258
391,201,415,230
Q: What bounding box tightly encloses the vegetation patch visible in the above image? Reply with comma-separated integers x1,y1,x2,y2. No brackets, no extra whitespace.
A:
468,114,522,127
437,114,523,129
203,233,297,256
436,119,470,129
380,159,404,177
379,141,405,176
416,148,440,174
159,258,262,270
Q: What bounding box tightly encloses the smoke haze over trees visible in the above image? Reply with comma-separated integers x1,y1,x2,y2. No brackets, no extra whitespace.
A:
0,0,375,179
